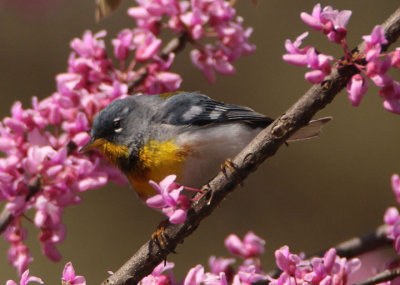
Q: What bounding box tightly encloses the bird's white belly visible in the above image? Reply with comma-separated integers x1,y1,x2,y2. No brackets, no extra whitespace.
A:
176,124,261,188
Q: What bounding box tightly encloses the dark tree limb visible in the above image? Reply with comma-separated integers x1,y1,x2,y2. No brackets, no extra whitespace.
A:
335,224,391,259
353,268,400,285
101,7,400,285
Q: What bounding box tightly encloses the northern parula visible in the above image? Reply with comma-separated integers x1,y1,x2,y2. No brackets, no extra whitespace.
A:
81,92,330,200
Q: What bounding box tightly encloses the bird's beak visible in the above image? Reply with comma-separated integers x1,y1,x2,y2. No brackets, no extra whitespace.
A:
80,137,107,152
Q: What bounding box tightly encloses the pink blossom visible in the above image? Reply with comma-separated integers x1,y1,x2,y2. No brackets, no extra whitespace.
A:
224,232,265,259
137,0,180,17
127,6,161,34
300,4,329,32
382,174,400,256
269,246,361,285
322,6,352,43
140,262,176,284
209,256,235,275
304,49,333,83
6,270,43,285
7,243,33,276
190,47,235,83
366,57,392,87
203,272,228,285
146,175,190,224
384,207,399,239
70,30,107,59
283,32,311,66
392,174,400,204
363,25,388,61
183,265,205,285
143,71,183,94
4,223,33,275
232,265,267,285
274,245,301,275
62,262,86,285
216,16,256,61
112,29,134,61
381,81,400,114
301,4,352,43
283,34,333,83
305,70,326,84
133,29,162,62
391,48,400,68
347,74,369,106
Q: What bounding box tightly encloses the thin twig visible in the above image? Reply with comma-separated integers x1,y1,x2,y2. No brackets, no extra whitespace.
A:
101,7,400,285
353,268,400,285
0,177,41,234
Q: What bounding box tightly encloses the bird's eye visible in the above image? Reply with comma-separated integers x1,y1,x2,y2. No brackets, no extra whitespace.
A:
113,118,123,133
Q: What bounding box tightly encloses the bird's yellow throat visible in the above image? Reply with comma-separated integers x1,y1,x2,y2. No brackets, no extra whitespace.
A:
88,138,188,199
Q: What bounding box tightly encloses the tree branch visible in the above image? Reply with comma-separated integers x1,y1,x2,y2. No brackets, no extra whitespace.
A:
334,224,391,259
97,7,400,285
353,268,400,285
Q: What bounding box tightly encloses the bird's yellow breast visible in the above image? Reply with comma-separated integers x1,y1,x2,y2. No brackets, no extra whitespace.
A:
91,138,189,200
128,140,189,199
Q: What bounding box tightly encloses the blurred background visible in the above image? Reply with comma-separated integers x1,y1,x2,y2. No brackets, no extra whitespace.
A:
0,0,400,283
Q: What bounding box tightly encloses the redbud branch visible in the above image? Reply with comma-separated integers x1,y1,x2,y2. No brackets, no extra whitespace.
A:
0,207,13,234
334,224,391,258
160,32,190,60
0,177,41,234
101,8,400,285
353,268,400,285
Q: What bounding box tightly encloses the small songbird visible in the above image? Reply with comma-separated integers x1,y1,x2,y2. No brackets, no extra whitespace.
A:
81,92,330,200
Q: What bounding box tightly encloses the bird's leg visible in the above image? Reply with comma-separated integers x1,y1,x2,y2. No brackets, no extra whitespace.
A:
221,158,238,177
151,219,175,251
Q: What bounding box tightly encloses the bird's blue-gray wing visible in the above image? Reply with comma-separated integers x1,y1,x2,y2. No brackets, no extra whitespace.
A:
158,92,274,128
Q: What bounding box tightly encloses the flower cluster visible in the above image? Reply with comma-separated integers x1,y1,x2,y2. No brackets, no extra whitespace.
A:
128,0,256,83
384,174,400,255
6,270,43,285
146,175,191,224
283,32,334,84
140,232,268,285
3,232,365,285
6,262,85,285
300,4,352,44
1,30,128,275
283,3,400,114
270,246,361,285
139,231,362,285
283,4,351,84
5,232,267,285
1,0,255,275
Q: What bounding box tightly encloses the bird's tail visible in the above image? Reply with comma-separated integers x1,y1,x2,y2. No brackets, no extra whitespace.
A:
286,117,332,142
